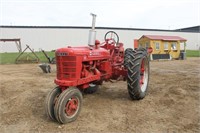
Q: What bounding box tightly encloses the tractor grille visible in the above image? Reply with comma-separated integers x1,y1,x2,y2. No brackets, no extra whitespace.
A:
56,56,77,80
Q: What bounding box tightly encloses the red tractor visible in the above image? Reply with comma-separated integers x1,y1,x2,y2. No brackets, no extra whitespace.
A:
45,14,150,124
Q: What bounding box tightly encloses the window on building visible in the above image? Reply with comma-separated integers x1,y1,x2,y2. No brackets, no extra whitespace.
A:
155,42,160,50
171,43,177,50
145,42,149,49
164,42,168,50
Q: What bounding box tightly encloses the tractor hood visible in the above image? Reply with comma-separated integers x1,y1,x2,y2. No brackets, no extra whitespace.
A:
55,46,110,60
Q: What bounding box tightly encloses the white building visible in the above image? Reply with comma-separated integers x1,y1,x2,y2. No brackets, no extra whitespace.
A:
0,26,199,52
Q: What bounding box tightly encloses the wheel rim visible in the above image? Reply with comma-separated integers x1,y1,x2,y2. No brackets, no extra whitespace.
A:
65,97,79,117
140,58,148,92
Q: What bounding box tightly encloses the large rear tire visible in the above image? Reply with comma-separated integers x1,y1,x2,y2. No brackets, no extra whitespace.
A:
124,48,135,68
54,87,83,124
45,87,61,121
126,48,150,100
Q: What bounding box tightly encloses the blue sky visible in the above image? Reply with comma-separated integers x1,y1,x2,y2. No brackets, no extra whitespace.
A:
0,0,199,29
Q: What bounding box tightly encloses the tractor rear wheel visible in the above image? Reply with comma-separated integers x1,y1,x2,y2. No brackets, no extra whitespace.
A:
124,48,135,68
45,87,61,121
84,84,99,94
54,87,83,124
127,48,149,100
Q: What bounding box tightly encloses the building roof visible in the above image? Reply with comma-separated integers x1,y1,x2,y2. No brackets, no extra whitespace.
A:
175,25,200,32
0,25,199,33
141,35,187,41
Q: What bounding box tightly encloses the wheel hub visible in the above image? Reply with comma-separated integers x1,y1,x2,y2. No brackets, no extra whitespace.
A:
140,59,145,86
140,58,148,92
65,97,79,116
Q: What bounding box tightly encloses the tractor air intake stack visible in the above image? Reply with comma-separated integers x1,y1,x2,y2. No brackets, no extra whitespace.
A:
88,13,97,46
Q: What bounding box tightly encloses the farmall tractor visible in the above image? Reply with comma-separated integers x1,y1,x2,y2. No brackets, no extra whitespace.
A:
45,14,151,124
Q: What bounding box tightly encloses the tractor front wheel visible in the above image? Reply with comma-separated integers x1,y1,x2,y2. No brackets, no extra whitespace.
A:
54,87,83,124
45,87,61,121
126,48,149,100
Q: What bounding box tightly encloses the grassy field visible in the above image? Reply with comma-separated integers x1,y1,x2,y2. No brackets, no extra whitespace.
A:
0,51,55,64
0,50,199,64
186,50,200,57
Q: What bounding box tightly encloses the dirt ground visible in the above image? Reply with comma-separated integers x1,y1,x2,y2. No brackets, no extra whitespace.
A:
0,58,200,133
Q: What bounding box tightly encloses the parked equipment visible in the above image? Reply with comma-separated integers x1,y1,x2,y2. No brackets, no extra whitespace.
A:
39,63,51,73
45,14,151,124
0,38,22,52
15,45,40,64
38,50,55,73
41,50,56,64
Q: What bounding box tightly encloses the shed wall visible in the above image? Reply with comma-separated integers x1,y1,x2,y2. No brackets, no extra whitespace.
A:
0,27,199,52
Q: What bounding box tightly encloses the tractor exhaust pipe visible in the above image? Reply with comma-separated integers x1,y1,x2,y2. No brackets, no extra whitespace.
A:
88,13,97,46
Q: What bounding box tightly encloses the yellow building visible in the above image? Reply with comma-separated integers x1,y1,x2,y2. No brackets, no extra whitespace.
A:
138,35,187,60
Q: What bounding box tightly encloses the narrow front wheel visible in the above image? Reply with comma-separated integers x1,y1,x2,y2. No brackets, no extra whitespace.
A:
54,87,83,124
45,87,61,121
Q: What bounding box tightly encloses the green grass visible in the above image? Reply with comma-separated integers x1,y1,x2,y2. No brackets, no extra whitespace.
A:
186,50,200,57
0,51,55,64
0,50,199,64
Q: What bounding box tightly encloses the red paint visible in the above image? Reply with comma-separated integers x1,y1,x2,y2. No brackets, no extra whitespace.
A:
140,59,145,87
65,97,79,116
134,39,138,49
54,37,128,90
140,35,187,41
147,47,153,53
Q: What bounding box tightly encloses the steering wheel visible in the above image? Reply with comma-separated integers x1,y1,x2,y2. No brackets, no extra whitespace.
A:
104,31,119,45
